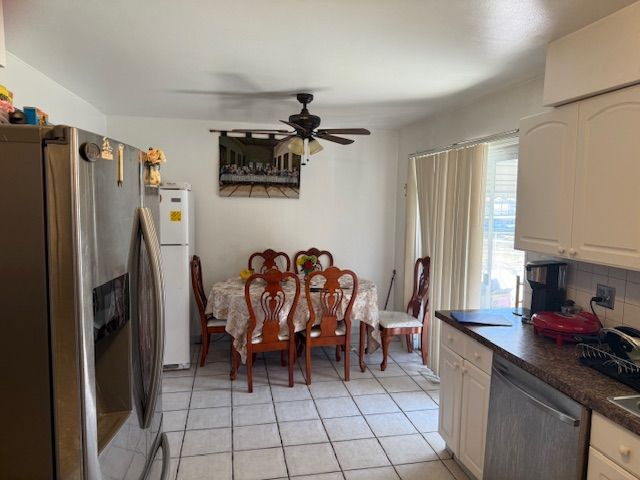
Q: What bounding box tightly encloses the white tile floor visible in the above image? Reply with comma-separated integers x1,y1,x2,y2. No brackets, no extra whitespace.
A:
162,329,469,480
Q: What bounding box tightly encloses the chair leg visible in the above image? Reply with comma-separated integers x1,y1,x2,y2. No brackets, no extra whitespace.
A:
305,341,312,385
247,348,253,393
381,329,391,371
280,349,287,367
344,340,350,381
406,334,414,353
199,333,209,367
288,344,295,388
359,321,366,372
335,345,341,362
421,327,428,365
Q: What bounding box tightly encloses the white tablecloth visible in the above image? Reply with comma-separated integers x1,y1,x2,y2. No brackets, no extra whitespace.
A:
205,275,380,362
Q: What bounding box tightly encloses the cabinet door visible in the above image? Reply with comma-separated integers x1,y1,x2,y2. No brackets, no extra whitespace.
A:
588,447,639,480
438,345,463,455
459,361,491,480
573,84,640,269
515,105,578,256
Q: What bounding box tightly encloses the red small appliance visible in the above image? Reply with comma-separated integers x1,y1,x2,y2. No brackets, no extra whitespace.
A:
532,311,602,346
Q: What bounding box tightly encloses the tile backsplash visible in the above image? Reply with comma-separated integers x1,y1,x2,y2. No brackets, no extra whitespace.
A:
524,252,640,330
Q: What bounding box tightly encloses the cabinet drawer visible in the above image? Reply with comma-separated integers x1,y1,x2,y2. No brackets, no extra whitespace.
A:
441,322,465,357
592,413,640,476
464,336,493,374
588,447,639,480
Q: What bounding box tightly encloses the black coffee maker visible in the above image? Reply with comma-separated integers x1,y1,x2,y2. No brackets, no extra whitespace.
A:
524,260,567,321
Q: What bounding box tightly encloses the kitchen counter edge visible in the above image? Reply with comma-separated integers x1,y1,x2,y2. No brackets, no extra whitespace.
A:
435,309,640,436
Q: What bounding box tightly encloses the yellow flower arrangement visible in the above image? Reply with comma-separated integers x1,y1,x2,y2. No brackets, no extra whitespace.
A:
240,268,254,281
146,147,167,165
144,147,167,186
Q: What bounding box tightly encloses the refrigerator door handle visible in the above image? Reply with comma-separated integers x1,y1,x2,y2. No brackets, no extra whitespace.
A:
159,433,171,480
141,432,171,479
139,207,165,429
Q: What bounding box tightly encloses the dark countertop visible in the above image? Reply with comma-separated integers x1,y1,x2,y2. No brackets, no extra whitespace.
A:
435,309,640,436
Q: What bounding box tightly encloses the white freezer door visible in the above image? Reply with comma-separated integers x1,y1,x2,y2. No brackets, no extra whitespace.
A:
162,244,191,368
160,189,189,245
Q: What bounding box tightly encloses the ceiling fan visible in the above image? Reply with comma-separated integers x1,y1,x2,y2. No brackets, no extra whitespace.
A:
228,93,371,161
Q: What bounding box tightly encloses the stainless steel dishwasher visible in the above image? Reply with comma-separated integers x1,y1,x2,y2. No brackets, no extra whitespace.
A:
484,356,590,480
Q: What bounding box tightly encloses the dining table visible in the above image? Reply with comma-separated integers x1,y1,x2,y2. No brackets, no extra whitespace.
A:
205,273,381,364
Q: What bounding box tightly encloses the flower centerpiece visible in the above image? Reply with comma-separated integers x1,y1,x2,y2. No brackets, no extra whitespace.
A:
296,255,318,277
144,147,167,186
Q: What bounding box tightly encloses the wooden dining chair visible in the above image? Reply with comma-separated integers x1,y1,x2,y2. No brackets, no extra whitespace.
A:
378,256,430,371
300,266,358,384
248,248,291,273
293,247,334,273
191,255,228,366
232,268,300,392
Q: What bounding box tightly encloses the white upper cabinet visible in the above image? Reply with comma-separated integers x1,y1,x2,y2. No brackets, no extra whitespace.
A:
572,84,640,268
515,104,578,256
543,2,640,106
516,84,640,271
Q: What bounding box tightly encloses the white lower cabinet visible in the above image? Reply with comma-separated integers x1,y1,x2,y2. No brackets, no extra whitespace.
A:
588,448,639,480
439,345,463,454
458,361,491,480
589,413,640,479
438,328,492,480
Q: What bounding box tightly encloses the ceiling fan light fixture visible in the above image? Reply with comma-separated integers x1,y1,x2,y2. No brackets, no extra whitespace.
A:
309,139,323,155
287,136,305,156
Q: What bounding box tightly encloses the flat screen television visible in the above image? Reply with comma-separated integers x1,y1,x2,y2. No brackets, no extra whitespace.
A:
218,136,302,199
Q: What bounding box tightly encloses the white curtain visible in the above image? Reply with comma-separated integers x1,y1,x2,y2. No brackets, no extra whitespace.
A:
403,158,419,309
406,144,487,374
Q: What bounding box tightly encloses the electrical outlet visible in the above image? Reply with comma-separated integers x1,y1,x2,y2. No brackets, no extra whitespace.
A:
596,284,616,310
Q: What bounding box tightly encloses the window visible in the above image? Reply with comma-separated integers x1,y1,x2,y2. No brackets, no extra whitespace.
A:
480,137,524,308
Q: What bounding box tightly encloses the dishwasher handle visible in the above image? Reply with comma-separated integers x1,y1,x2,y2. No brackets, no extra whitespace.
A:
492,366,580,427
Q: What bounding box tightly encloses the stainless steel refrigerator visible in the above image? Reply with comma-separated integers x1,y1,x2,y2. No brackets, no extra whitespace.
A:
0,125,170,479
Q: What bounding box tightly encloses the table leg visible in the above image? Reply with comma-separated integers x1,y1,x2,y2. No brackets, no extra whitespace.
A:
230,346,239,380
296,335,305,358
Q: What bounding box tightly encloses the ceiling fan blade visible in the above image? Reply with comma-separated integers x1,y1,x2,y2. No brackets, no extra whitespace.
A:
315,133,355,145
230,129,293,134
317,128,371,135
169,89,321,99
280,120,308,132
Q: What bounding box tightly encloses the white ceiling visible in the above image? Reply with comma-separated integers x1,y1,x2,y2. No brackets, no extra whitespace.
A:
4,0,635,128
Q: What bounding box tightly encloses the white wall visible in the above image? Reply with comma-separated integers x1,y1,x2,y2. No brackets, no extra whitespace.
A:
107,115,399,304
393,76,547,309
0,52,106,134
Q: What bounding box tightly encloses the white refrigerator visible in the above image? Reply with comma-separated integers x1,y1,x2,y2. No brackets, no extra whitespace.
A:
160,182,195,369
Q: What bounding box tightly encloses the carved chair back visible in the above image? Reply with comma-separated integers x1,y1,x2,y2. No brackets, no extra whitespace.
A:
245,268,300,344
407,256,430,323
248,249,291,273
305,266,358,338
190,255,209,334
